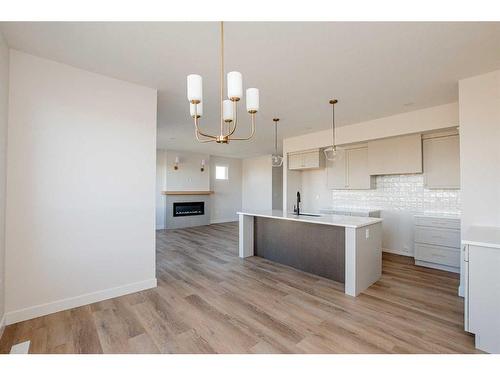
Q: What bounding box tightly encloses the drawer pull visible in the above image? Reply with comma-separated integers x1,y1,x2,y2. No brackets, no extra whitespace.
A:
431,253,446,258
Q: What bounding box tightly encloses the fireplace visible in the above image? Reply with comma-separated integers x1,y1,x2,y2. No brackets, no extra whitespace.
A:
173,201,205,217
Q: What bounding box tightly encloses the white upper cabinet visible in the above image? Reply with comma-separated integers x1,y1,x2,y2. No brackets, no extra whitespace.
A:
423,134,460,189
367,133,423,175
327,146,374,190
326,149,347,189
288,149,324,170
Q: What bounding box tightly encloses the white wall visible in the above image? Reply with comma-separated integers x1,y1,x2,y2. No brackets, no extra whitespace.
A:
5,51,157,324
459,69,500,294
210,156,242,223
459,70,500,232
165,149,210,191
0,31,9,331
156,149,167,230
242,155,273,211
283,102,458,154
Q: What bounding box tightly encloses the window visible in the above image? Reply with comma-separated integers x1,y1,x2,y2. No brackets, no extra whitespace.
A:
215,165,228,180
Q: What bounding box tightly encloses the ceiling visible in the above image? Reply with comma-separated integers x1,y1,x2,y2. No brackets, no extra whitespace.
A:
2,22,500,158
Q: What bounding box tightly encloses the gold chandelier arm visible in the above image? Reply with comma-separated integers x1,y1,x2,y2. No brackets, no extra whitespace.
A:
193,106,217,141
229,112,256,141
195,128,216,143
226,99,238,137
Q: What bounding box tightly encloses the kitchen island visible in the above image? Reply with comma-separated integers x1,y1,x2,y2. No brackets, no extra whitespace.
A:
237,210,383,297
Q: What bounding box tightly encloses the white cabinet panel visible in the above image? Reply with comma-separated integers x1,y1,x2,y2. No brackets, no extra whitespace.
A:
288,153,302,170
368,134,422,175
414,226,461,248
415,216,460,230
326,149,347,189
288,149,324,170
414,243,460,268
327,146,373,190
346,147,372,189
468,244,500,353
423,135,460,189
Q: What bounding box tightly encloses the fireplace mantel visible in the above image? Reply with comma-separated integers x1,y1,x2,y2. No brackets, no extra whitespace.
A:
162,191,213,195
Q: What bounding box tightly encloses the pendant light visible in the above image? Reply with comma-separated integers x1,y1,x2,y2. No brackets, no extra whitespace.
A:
271,118,283,167
324,99,339,161
187,21,260,144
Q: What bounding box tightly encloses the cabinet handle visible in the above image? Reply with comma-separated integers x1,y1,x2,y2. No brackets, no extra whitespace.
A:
431,253,446,258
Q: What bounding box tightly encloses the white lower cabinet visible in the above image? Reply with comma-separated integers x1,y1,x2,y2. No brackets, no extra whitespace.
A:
414,214,460,273
463,226,500,353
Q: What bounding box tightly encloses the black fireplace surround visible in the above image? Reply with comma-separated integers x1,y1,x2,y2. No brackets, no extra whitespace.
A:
173,201,205,217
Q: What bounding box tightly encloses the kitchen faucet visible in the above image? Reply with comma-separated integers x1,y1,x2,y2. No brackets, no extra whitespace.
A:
294,191,301,215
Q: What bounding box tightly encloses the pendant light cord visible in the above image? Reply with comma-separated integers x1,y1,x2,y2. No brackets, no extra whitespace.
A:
329,99,338,150
273,118,280,154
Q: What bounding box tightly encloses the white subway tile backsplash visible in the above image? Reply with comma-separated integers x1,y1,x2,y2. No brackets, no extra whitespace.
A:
331,174,460,214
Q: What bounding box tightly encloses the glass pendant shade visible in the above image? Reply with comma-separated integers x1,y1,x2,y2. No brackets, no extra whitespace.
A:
324,146,337,162
271,118,283,167
272,154,283,167
325,99,339,161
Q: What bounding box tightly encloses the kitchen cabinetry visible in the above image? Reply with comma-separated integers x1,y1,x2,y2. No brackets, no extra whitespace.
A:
463,226,500,353
423,134,460,189
414,214,460,273
327,146,374,190
288,148,324,170
367,133,422,175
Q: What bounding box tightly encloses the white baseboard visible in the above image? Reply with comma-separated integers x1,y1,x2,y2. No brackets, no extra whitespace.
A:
4,278,157,325
0,314,5,340
383,248,413,257
210,217,238,224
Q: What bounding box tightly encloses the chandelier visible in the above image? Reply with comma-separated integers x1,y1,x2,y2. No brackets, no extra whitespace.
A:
324,99,339,161
186,22,259,144
271,118,283,167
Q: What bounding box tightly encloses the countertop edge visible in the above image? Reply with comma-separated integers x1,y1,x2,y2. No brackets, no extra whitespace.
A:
237,211,383,229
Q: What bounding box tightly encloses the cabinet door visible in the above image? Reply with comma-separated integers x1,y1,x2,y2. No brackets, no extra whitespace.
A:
288,153,302,170
423,135,460,189
368,133,422,175
346,147,371,189
468,245,500,352
302,151,320,169
326,149,347,189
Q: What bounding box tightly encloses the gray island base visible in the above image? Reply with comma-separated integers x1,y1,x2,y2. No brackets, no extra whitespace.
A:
238,210,383,297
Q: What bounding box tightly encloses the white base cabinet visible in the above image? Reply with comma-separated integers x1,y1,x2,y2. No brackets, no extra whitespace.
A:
463,226,500,353
414,214,460,273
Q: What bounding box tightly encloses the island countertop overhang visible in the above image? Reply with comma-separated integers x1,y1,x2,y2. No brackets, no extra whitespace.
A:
237,209,382,229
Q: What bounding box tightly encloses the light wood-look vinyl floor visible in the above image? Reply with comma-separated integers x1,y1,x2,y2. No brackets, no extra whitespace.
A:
0,222,480,354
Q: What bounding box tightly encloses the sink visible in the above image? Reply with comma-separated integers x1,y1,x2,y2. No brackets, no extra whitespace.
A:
292,213,322,217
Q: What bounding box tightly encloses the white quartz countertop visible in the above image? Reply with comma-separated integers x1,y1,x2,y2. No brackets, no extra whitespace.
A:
237,210,383,228
462,226,500,249
319,207,381,214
